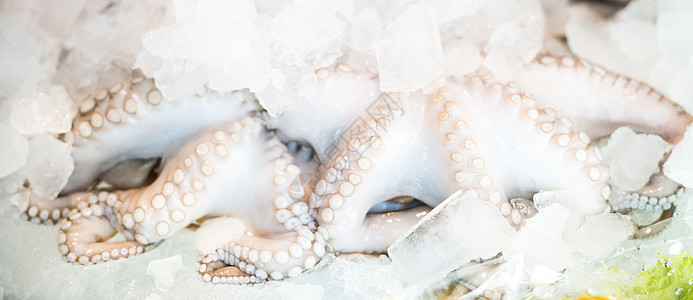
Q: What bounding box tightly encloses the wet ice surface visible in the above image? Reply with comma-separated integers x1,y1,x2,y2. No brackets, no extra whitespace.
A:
2,0,693,298
374,3,443,92
600,127,670,191
0,124,28,179
566,0,693,110
388,191,515,284
0,197,404,299
17,134,74,199
664,124,693,187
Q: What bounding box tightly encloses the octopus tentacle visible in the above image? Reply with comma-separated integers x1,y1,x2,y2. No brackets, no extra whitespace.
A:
314,70,613,253
442,74,610,217
21,78,256,222
54,116,328,282
22,192,82,225
515,54,692,212
57,192,146,264
61,79,257,194
514,53,692,143
198,225,328,282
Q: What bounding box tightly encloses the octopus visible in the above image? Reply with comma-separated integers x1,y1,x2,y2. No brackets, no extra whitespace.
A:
19,53,691,283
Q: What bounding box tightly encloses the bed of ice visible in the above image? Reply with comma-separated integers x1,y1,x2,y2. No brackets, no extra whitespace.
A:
1,0,693,298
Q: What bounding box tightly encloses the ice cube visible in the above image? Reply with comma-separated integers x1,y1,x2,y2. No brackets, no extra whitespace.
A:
601,127,670,190
666,57,693,111
427,0,481,25
656,12,693,63
145,293,162,300
0,26,43,100
658,0,693,14
17,134,74,199
565,18,626,77
387,190,516,284
9,85,75,135
204,36,271,93
134,51,165,78
196,216,246,254
608,19,659,62
0,124,29,179
146,255,184,291
442,38,483,76
503,203,575,272
277,283,324,300
485,19,543,81
374,3,444,92
271,4,346,57
349,8,383,53
197,0,257,27
567,213,634,259
153,59,207,100
0,173,26,195
533,190,578,212
664,124,693,187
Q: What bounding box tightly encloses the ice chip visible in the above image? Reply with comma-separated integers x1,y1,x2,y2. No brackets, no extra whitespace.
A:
198,0,257,26
567,213,634,259
485,20,543,81
17,134,74,199
601,127,670,190
10,85,75,135
0,173,26,195
205,37,271,93
271,4,346,56
667,57,693,111
443,39,482,76
387,190,515,284
0,27,43,100
145,293,162,300
664,124,693,187
0,124,29,179
146,255,184,291
658,0,693,13
608,19,659,62
349,8,383,53
657,12,693,63
374,3,444,92
135,51,165,78
153,59,207,100
277,283,325,300
533,189,576,210
427,0,481,24
196,216,246,254
503,203,574,272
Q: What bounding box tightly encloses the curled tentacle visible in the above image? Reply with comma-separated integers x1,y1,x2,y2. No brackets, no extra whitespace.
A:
61,78,257,194
54,117,329,282
57,191,148,264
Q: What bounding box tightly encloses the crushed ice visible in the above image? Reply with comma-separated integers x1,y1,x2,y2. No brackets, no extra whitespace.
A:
1,0,693,298
600,127,670,191
147,255,184,291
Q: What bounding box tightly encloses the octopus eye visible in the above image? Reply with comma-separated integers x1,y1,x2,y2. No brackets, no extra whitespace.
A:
367,196,427,214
